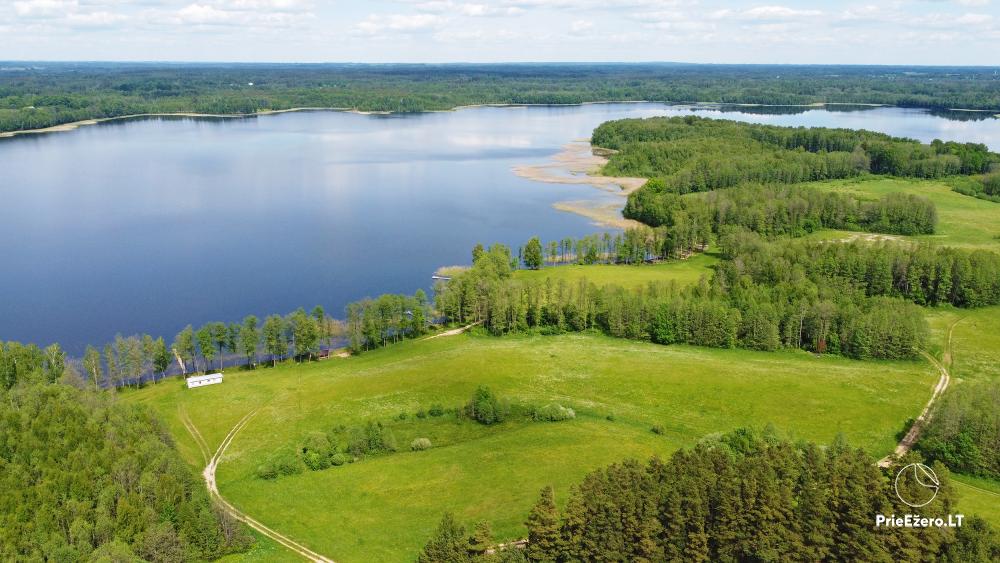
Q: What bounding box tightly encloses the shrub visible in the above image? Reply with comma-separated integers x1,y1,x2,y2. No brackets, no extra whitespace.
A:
411,438,432,451
301,432,334,471
465,386,509,425
534,403,576,422
651,425,665,435
429,404,445,417
256,449,302,479
397,411,408,421
416,409,428,419
330,453,347,467
606,414,616,422
347,420,398,457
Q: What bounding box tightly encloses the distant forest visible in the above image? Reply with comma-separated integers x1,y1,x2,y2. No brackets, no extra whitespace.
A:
1,63,999,133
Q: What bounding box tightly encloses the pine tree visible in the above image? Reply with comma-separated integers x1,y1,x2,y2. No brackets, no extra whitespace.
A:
525,486,560,562
418,513,471,563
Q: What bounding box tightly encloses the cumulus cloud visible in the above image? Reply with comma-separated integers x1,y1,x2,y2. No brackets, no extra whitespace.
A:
355,13,446,36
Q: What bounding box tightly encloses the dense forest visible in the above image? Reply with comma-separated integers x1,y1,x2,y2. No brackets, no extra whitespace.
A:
626,181,938,235
2,63,1000,134
593,116,999,210
0,371,252,560
421,429,1000,562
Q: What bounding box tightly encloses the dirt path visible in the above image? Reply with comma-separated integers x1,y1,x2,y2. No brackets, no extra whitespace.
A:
423,321,481,340
878,318,963,468
183,409,336,562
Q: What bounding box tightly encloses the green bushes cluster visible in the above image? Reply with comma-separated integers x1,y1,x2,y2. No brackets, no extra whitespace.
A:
347,421,398,457
533,403,576,422
918,381,1000,479
465,386,509,425
256,449,303,480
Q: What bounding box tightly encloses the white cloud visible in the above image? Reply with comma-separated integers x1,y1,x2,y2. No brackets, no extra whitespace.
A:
355,13,446,35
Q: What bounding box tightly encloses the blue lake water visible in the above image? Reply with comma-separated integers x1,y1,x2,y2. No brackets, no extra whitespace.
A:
2,103,999,352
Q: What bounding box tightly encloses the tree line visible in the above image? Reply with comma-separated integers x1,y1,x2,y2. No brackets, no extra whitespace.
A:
593,115,998,199
421,428,999,562
721,232,1000,309
0,370,252,560
436,238,938,360
5,63,1000,134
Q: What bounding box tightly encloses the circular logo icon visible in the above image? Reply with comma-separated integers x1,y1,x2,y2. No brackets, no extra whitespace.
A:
894,463,940,508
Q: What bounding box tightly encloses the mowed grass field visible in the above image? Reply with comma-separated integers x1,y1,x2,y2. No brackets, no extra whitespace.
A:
513,251,718,288
805,177,1000,250
127,332,938,561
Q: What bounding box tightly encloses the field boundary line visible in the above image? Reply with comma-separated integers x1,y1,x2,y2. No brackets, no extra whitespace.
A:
183,409,336,563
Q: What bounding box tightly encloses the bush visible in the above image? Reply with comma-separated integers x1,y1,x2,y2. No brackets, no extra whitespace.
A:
534,403,576,422
256,449,302,479
397,411,408,421
416,409,428,419
429,404,445,417
465,386,509,425
347,420,398,457
301,432,334,471
330,453,347,467
606,414,616,422
651,425,665,435
411,438,433,451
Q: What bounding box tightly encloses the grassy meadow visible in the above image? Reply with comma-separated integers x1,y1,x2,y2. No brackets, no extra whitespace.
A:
513,251,718,288
128,331,938,561
803,177,1000,250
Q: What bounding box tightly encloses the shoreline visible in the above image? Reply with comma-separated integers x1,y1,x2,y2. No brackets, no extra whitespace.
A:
512,140,647,229
4,100,994,140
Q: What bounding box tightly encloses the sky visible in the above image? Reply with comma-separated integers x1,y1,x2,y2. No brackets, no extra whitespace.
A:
1,0,999,65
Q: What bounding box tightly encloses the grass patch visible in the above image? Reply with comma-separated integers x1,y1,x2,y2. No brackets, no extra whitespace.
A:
128,332,935,561
514,251,718,288
801,177,1000,250
952,474,1000,528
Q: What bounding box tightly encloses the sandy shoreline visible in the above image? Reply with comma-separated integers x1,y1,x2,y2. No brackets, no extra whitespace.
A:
512,140,647,229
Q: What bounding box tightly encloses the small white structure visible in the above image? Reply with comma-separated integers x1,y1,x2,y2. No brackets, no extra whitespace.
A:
186,373,223,389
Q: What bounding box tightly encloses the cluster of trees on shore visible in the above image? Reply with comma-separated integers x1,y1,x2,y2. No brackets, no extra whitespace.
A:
627,181,938,237
596,116,999,195
437,238,939,360
4,63,1000,134
918,381,1000,479
0,370,252,560
422,429,999,562
345,290,430,352
516,227,709,269
69,306,344,388
949,173,1000,203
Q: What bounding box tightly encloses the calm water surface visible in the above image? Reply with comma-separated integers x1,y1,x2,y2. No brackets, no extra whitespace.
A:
2,104,999,352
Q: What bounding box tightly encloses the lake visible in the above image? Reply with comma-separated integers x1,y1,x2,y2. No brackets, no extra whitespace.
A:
2,103,999,353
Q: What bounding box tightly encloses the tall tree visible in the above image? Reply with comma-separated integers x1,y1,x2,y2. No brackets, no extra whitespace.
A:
262,315,286,366
525,486,561,562
196,324,217,373
240,315,260,368
524,236,544,270
82,345,103,390
172,325,196,375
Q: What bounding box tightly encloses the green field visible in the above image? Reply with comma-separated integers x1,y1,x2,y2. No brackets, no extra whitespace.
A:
952,474,1000,526
513,251,718,288
128,332,939,561
805,177,1000,250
